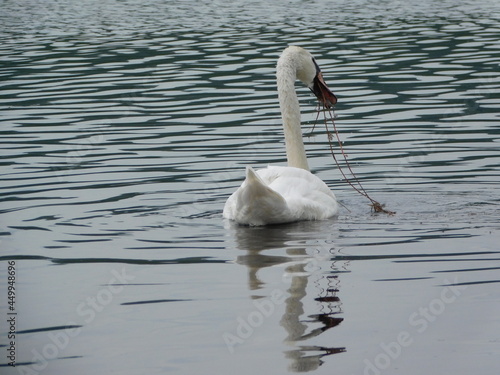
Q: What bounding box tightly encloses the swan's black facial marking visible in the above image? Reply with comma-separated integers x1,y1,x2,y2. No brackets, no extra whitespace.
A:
312,57,321,74
310,57,337,108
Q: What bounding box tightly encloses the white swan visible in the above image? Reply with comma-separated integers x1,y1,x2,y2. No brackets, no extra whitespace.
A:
223,46,339,226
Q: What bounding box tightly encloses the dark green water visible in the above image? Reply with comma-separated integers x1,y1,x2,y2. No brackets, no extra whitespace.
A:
1,0,499,374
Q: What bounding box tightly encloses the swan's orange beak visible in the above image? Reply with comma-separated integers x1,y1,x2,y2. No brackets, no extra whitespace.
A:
311,72,337,109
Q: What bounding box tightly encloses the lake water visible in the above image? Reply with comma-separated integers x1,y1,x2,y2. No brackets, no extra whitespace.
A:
1,0,499,374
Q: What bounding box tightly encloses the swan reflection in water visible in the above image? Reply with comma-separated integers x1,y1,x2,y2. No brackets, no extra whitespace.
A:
227,220,347,372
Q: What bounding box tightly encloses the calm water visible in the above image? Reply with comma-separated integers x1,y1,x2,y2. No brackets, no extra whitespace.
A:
1,0,500,374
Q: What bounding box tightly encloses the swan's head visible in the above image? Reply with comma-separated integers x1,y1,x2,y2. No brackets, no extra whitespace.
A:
278,46,337,108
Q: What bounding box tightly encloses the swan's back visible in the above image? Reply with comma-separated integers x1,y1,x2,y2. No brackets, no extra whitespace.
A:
223,166,338,226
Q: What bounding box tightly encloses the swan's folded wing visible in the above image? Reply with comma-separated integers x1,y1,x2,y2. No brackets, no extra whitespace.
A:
259,166,338,220
223,166,291,226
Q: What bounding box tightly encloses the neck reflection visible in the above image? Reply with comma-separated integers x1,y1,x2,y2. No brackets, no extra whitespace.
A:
228,220,347,372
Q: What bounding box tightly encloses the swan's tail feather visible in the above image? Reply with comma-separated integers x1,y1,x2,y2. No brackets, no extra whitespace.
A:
224,166,290,226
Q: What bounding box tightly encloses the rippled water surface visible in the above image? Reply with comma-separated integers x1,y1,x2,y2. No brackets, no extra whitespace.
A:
1,0,500,374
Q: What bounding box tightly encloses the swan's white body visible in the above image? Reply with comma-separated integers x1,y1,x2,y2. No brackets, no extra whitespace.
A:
223,46,339,226
224,165,337,226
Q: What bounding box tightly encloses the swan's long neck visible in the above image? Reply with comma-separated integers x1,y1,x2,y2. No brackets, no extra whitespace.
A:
276,60,310,171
